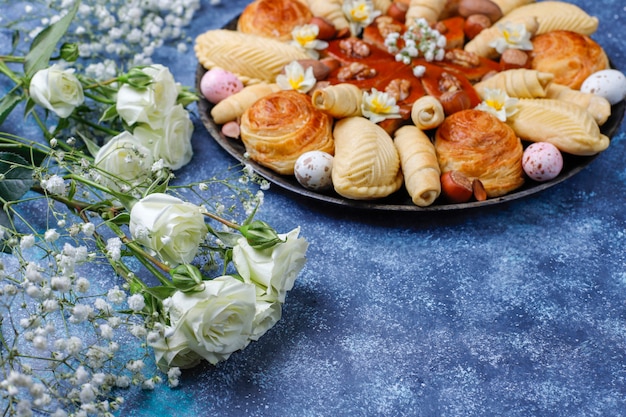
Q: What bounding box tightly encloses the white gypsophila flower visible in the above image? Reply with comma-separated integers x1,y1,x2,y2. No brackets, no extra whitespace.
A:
69,304,94,323
100,324,114,339
20,234,35,250
74,277,90,293
475,88,519,122
29,65,84,118
94,298,112,315
343,0,381,36
489,21,534,54
44,229,59,242
106,237,122,261
25,262,43,283
129,324,147,338
290,24,328,59
361,88,402,124
81,222,95,236
276,61,316,93
42,299,59,312
41,174,67,195
127,294,146,312
107,286,127,304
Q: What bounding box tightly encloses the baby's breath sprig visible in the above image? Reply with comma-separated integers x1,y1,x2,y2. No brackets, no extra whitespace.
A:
384,17,447,66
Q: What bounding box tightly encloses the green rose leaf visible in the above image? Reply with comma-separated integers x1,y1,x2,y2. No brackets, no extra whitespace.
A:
0,93,22,125
24,0,80,78
0,152,34,202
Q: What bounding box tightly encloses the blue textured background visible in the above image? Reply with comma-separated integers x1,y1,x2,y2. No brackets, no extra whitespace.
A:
48,0,626,415
121,1,626,416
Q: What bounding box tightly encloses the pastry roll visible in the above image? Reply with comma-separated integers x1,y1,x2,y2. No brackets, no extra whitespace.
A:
530,30,608,90
489,0,535,16
304,0,349,30
506,98,609,156
410,96,445,130
210,82,281,124
240,90,334,175
195,30,310,85
473,69,554,99
394,125,441,207
372,0,393,14
464,16,539,59
237,0,313,41
435,109,524,197
500,1,599,35
406,0,447,24
545,83,611,126
312,83,363,118
332,117,404,200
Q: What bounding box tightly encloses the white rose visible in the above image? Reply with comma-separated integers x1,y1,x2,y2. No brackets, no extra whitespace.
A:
94,131,154,191
232,227,308,302
29,65,84,118
250,300,282,341
133,104,193,170
166,276,257,365
149,325,203,371
129,193,207,266
116,64,178,129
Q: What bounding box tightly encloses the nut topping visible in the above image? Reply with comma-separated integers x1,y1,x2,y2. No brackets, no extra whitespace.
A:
339,38,372,58
439,72,463,93
337,62,377,81
385,79,412,102
444,49,481,68
376,16,403,38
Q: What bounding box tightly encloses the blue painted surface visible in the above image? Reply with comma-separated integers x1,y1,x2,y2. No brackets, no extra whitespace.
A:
122,1,626,416
6,0,626,415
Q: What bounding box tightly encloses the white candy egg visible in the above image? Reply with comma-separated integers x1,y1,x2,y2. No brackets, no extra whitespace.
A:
294,151,334,191
580,69,626,105
522,142,563,182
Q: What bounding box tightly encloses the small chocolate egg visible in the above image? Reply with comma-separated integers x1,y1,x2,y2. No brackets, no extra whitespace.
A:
294,151,334,191
580,69,626,105
522,142,563,182
200,69,243,104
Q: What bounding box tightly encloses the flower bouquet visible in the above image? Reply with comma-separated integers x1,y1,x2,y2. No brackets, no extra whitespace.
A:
0,2,308,415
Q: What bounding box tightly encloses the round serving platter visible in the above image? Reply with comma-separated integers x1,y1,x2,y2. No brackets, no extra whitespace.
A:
196,19,626,212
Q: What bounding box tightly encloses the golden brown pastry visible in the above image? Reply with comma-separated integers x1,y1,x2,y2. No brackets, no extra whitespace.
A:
410,96,446,130
195,30,310,85
473,69,554,99
464,16,539,59
435,109,525,197
237,0,313,42
406,0,447,24
489,0,535,16
505,98,609,156
240,90,334,175
499,1,599,35
311,83,363,118
211,82,281,124
545,83,611,126
332,117,404,200
529,30,608,90
394,125,441,207
304,0,349,31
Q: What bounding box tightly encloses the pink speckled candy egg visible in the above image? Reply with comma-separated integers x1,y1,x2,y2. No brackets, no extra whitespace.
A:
294,151,334,191
200,68,243,104
522,142,563,182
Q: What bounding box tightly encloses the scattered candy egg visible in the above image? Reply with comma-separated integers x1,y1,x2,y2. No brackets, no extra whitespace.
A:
522,142,564,182
200,68,243,104
294,151,334,191
580,69,626,105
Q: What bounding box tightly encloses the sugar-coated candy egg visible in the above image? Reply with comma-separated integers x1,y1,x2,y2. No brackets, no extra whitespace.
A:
580,69,626,105
294,151,334,191
200,69,243,104
522,142,563,182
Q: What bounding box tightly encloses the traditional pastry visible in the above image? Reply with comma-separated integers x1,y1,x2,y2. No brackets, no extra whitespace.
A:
529,30,609,90
195,29,310,85
211,82,280,124
372,0,393,14
332,117,404,200
505,98,610,156
237,0,313,41
545,83,611,126
394,125,441,207
435,109,525,197
405,0,448,24
473,69,554,99
489,0,535,16
312,83,364,118
303,0,349,31
464,16,539,59
499,1,599,35
410,95,446,130
240,90,334,175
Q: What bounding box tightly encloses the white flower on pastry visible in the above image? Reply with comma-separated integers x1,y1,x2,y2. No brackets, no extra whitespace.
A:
361,88,402,124
343,0,381,37
475,88,519,122
489,21,534,54
290,24,329,59
276,61,316,94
